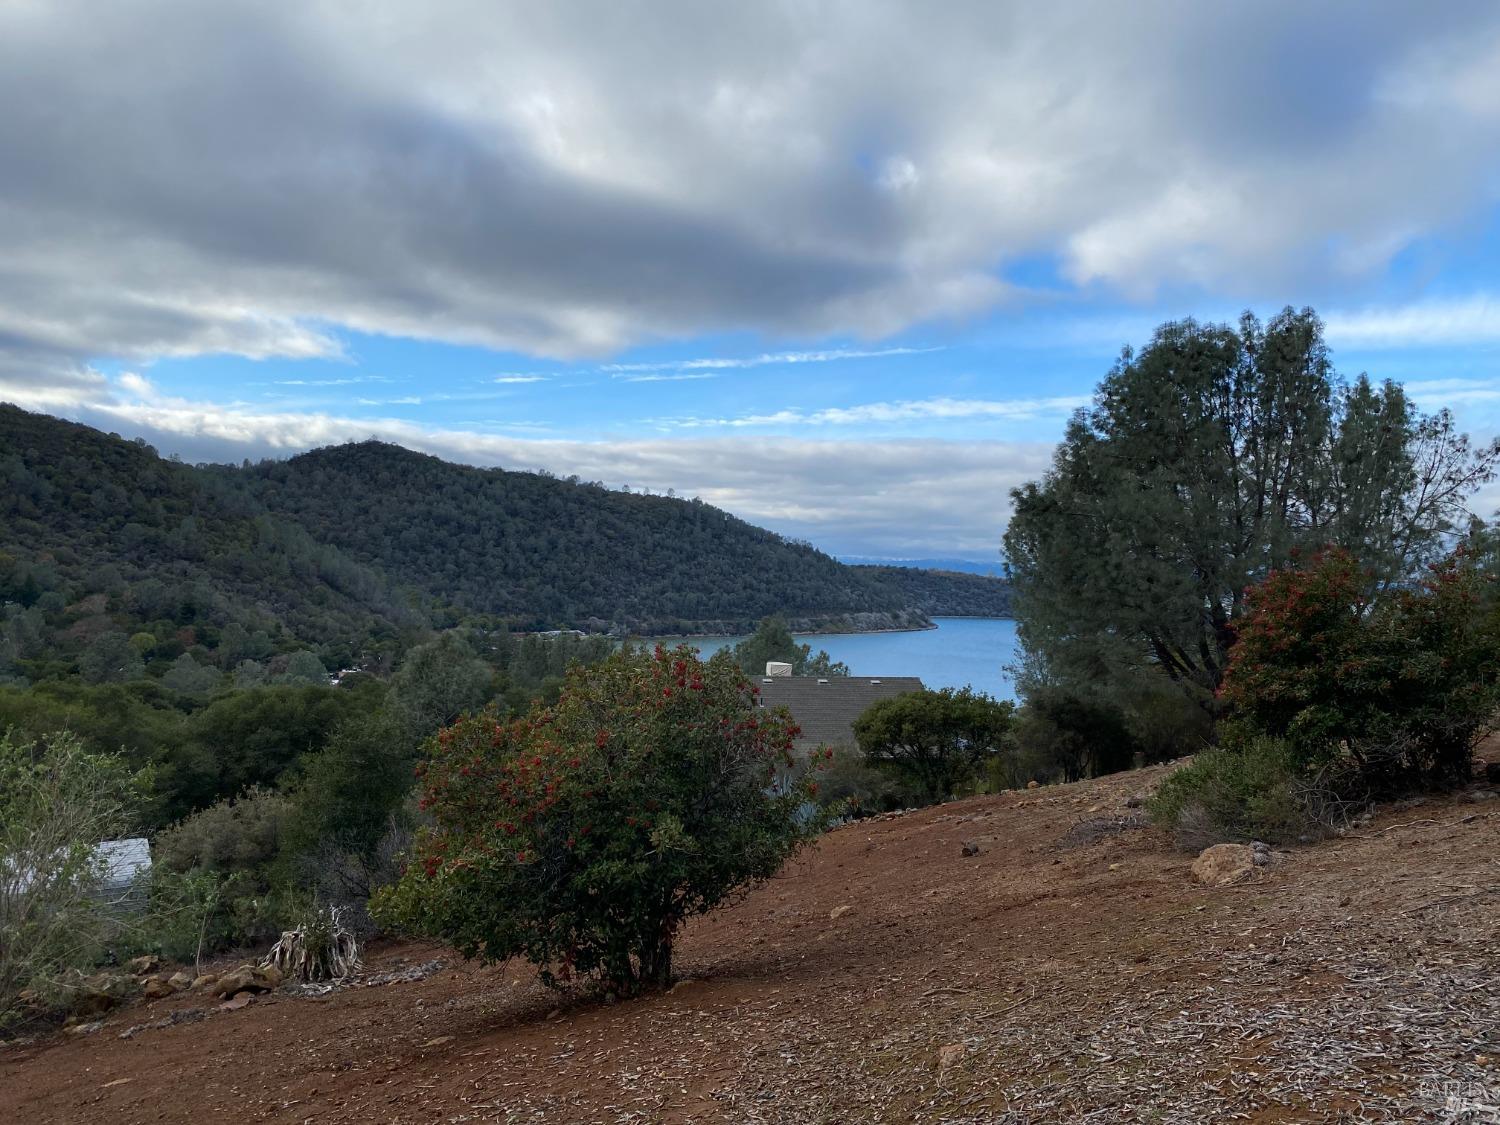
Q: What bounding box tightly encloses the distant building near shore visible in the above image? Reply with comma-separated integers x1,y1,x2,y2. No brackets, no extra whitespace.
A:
755,665,923,753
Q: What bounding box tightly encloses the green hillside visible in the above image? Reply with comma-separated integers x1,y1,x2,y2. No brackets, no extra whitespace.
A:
0,406,1009,681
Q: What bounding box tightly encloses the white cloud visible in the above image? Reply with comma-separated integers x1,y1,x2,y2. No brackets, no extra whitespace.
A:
1324,296,1500,348
662,395,1090,430
493,374,549,384
3,2,1499,380
619,373,720,383
602,347,944,375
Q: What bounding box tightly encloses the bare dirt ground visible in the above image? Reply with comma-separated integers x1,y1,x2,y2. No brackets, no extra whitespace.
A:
3,759,1498,1124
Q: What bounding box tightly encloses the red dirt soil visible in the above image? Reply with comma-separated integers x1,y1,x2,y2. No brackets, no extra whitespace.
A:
3,760,1497,1123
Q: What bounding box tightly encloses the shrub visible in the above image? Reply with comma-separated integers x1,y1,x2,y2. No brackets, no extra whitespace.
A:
154,786,289,878
150,787,299,952
1222,548,1497,792
810,746,902,814
852,688,1014,804
373,646,821,994
1147,738,1319,849
0,731,146,1027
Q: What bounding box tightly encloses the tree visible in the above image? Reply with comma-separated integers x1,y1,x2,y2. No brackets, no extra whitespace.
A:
277,650,330,685
386,632,493,740
1012,687,1137,783
1004,308,1499,699
373,646,820,993
853,688,1014,803
161,652,223,698
78,631,145,684
730,616,849,677
1,731,146,1026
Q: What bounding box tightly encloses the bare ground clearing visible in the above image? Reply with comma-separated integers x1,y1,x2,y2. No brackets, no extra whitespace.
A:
3,758,1497,1124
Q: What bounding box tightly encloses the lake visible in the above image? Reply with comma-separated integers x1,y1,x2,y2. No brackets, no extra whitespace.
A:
678,616,1021,701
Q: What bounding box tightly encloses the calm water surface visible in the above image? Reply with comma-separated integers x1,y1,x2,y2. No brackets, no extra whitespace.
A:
679,616,1020,701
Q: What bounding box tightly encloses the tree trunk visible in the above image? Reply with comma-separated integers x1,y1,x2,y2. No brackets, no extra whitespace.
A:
638,936,673,991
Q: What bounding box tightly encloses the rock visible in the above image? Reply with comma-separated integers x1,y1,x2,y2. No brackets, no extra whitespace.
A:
218,992,255,1011
1107,862,1122,871
1026,780,1040,790
127,955,160,976
1124,793,1147,808
71,972,137,1016
190,973,219,992
167,971,194,990
420,1035,454,1049
257,963,284,988
1469,790,1496,803
829,904,853,920
937,1043,964,1075
66,1020,104,1038
1191,843,1260,887
141,976,176,1000
960,841,980,857
212,964,279,999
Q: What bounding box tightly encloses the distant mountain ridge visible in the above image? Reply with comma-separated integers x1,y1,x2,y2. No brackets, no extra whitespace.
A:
1,406,1009,670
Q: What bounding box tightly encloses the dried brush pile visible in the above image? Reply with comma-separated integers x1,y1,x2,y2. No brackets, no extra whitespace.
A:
263,905,362,983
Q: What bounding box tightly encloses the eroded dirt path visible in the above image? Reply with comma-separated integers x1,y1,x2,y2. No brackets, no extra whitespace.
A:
3,762,1497,1123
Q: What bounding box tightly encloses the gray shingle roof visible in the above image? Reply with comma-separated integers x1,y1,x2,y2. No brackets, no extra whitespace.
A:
756,676,925,750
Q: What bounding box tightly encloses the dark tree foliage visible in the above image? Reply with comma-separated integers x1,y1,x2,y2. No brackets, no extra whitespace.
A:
229,440,996,634
853,687,1014,803
0,405,418,672
729,616,849,677
1004,308,1500,698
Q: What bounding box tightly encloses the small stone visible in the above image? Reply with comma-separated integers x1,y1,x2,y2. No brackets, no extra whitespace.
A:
167,971,194,990
127,955,160,976
218,993,254,1011
1026,780,1040,790
190,974,218,992
1469,790,1496,803
141,976,175,1000
66,1020,104,1037
1108,862,1122,871
829,905,853,920
937,1043,964,1074
421,1035,454,1048
960,841,980,858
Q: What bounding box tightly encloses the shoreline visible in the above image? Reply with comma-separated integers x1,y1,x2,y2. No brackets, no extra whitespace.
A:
649,614,1013,643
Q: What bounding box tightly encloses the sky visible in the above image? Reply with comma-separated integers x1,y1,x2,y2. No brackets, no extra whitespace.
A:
5,1,1500,561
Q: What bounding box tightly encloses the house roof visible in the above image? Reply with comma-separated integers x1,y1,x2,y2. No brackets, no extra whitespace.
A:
756,676,924,749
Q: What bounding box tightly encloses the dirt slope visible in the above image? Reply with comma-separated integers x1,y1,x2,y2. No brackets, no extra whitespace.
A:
3,762,1497,1124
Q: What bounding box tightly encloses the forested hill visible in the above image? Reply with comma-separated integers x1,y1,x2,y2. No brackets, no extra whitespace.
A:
1,406,1009,672
228,439,937,634
0,405,419,672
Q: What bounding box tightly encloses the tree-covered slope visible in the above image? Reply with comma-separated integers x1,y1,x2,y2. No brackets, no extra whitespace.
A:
856,565,1012,618
1,407,1010,677
234,441,920,633
0,405,418,672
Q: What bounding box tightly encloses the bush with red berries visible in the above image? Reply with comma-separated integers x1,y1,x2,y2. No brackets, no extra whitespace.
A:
372,645,822,993
1220,547,1496,791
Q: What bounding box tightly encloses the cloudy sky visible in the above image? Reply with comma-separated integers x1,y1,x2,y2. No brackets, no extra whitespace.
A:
6,1,1500,560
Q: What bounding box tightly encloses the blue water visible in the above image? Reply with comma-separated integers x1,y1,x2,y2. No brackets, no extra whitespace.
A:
678,617,1020,701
